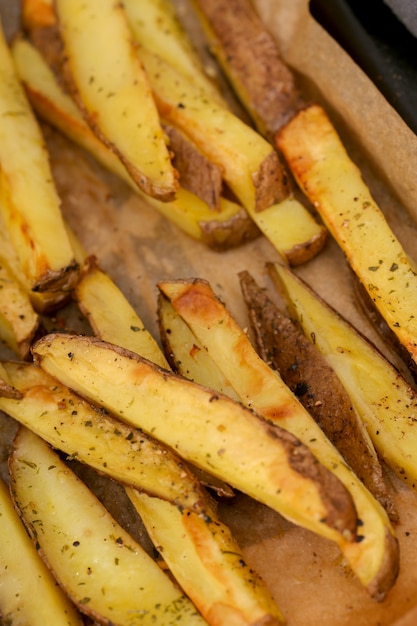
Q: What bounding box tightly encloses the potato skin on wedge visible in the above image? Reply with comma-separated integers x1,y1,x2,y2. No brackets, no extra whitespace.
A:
9,426,207,626
31,332,358,546
156,278,399,600
238,270,397,522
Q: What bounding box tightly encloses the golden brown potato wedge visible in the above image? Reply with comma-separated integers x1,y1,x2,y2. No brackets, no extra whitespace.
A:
9,426,206,625
0,247,39,360
138,45,288,213
190,0,304,139
122,0,225,105
0,476,83,626
126,488,285,626
238,269,397,521
276,104,417,371
268,261,417,497
31,332,359,547
0,360,204,512
156,278,399,600
54,0,178,202
0,21,78,312
12,36,260,250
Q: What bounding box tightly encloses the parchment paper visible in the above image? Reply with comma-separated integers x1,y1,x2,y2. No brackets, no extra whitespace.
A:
1,1,417,625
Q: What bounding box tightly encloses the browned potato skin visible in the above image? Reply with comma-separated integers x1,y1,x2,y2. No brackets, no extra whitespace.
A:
239,270,397,522
191,0,305,139
163,123,223,211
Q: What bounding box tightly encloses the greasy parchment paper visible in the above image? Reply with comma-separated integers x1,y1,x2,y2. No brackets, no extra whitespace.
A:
1,1,417,625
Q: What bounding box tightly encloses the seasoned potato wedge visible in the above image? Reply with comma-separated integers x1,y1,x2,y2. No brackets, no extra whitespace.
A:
127,488,285,626
0,360,204,512
0,476,83,626
190,0,304,138
0,21,78,312
276,104,417,371
238,269,397,520
12,36,260,250
75,259,169,369
9,426,206,625
31,332,359,546
122,0,224,105
0,249,39,360
156,278,399,599
138,45,288,213
268,261,417,495
54,0,178,202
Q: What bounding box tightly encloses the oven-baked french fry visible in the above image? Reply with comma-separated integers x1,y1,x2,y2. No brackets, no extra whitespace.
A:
156,278,399,600
0,246,39,360
0,20,78,313
0,476,84,626
126,488,285,626
122,0,225,106
0,360,205,512
276,103,417,371
238,269,397,521
54,0,178,202
268,261,417,495
9,426,207,626
15,10,327,263
138,45,287,213
31,332,359,547
75,258,170,369
12,35,260,250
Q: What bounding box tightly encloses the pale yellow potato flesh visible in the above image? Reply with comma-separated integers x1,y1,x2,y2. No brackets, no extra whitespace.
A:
31,332,358,547
54,0,178,201
0,476,83,626
277,104,417,368
156,278,399,600
0,20,77,306
139,46,285,213
0,361,204,512
269,262,417,493
123,0,224,104
127,488,285,626
9,427,207,626
0,251,39,359
12,36,260,251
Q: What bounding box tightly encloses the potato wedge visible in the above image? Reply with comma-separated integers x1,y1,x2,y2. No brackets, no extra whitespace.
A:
0,248,39,360
138,45,287,213
238,269,397,521
0,20,78,312
75,259,170,369
0,476,83,626
11,36,260,251
31,332,359,546
0,360,205,512
156,278,399,599
127,488,285,626
53,0,178,202
9,426,206,625
190,0,304,139
122,0,225,105
276,104,417,371
268,261,417,495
